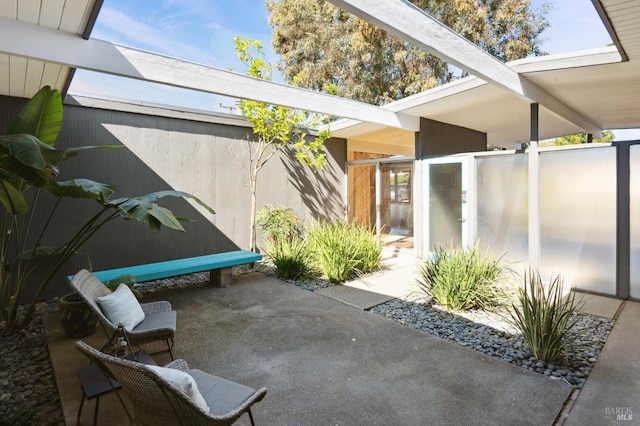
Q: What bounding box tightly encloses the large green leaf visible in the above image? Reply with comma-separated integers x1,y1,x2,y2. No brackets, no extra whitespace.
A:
114,197,185,232
109,190,215,232
62,144,123,161
45,179,116,202
9,86,63,146
0,179,28,214
133,190,215,215
0,134,63,187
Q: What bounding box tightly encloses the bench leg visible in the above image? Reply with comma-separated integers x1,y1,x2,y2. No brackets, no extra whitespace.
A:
210,267,233,287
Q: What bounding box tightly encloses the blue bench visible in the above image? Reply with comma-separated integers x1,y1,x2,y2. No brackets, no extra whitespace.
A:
70,250,262,288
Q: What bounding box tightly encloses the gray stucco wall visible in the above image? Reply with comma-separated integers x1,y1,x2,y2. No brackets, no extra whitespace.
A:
0,95,346,300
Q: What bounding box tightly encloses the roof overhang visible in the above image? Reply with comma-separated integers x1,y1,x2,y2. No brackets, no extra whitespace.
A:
331,46,639,148
0,0,102,98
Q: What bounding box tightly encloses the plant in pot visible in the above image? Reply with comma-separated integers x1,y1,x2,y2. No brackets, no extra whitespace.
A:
58,293,98,338
58,274,138,338
0,87,214,336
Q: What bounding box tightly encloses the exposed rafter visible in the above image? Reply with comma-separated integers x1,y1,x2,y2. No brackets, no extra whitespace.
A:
0,17,420,132
327,0,603,137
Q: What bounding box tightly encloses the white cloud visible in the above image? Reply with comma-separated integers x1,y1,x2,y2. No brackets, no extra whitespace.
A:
92,6,220,66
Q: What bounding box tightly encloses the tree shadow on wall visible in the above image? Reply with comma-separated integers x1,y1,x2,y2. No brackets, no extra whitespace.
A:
15,101,241,300
280,141,345,221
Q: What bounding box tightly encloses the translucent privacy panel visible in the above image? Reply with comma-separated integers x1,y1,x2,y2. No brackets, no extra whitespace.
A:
428,163,462,249
630,145,640,298
476,154,529,267
539,147,616,294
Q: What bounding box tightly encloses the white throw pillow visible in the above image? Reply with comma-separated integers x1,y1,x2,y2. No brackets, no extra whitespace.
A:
146,365,210,413
96,283,145,332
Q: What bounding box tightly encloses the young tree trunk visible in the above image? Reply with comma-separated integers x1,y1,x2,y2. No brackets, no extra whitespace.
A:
249,172,258,252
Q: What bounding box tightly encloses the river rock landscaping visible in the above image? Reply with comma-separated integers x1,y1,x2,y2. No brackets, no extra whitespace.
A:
368,295,614,388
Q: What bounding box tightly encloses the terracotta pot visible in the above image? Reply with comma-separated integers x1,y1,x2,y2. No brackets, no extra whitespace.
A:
59,293,98,338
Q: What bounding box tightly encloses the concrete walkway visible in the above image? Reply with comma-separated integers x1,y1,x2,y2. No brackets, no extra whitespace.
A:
45,256,639,425
564,300,640,425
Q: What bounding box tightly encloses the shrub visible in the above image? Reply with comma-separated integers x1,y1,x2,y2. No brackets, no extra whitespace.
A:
256,205,302,243
266,237,315,281
506,270,584,363
417,244,509,312
307,220,381,283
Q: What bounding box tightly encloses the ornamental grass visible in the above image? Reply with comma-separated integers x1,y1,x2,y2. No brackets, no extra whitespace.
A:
306,220,382,283
417,244,510,312
506,270,585,363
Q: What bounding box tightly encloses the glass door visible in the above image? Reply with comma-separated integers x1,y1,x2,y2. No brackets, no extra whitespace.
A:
381,164,413,237
423,157,470,254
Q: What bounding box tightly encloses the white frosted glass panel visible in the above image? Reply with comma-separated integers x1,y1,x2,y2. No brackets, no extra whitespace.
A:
630,145,640,298
429,163,462,249
476,154,529,267
540,147,616,294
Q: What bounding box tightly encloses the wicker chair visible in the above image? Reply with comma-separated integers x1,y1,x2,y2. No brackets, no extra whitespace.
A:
75,341,267,426
70,269,177,359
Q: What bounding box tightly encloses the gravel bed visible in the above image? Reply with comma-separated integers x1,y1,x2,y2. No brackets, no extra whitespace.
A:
0,302,64,425
369,295,615,388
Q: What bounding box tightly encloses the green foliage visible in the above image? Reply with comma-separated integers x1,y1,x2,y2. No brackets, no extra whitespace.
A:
0,87,215,334
232,37,331,252
267,0,549,105
256,205,302,243
307,220,381,283
417,245,509,312
266,237,316,281
541,130,615,147
105,275,141,299
506,270,585,363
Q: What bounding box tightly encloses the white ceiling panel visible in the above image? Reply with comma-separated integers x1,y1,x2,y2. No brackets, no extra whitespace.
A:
0,0,97,98
1,1,17,19
42,62,63,88
602,0,640,59
40,0,65,29
16,0,38,23
24,58,45,97
59,0,93,34
8,55,27,97
0,54,8,93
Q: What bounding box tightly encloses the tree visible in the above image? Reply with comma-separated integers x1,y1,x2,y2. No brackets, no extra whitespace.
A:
541,130,615,147
266,0,550,105
233,37,331,252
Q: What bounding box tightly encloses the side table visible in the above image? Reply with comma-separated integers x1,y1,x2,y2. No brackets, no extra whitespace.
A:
76,350,156,425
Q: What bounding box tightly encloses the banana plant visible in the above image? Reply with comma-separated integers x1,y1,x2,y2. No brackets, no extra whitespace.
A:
0,87,214,334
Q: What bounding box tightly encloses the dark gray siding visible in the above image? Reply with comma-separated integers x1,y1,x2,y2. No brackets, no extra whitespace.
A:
416,118,486,157
0,95,345,300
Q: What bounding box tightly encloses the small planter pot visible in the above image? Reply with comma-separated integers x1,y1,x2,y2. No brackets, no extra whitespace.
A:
59,293,98,338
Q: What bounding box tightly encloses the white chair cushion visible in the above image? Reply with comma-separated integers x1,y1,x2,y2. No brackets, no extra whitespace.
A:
96,283,145,332
146,365,210,413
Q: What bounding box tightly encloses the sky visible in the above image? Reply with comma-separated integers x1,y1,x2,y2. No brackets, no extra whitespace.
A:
68,0,639,139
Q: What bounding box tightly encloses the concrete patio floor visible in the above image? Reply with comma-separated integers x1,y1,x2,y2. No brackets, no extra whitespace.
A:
45,260,639,425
